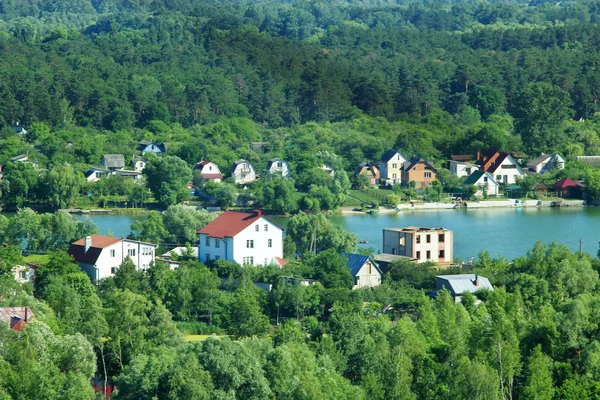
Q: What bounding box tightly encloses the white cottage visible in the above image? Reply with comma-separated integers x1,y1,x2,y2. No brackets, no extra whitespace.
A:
68,235,157,282
197,210,283,266
463,170,499,197
231,159,257,184
380,149,408,185
195,160,223,183
341,253,382,289
265,158,291,178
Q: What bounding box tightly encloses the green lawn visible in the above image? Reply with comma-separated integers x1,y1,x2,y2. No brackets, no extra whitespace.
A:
184,334,225,342
24,254,50,265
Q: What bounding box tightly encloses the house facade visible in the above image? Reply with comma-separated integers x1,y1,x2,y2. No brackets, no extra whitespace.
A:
231,159,257,184
198,210,283,266
266,158,291,178
195,160,223,183
137,140,165,154
401,157,437,188
68,235,157,282
553,178,583,199
463,170,499,197
383,227,453,267
354,162,380,186
476,149,523,184
380,150,408,185
134,157,146,172
12,263,37,283
84,168,110,183
448,160,479,178
342,253,382,289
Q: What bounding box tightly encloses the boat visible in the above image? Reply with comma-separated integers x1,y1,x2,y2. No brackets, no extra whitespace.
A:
359,240,369,244
366,209,379,214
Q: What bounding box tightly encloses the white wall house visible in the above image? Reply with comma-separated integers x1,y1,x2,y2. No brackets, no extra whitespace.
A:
342,253,382,289
448,160,480,178
477,150,524,185
463,170,499,197
68,235,157,282
198,210,283,266
231,159,257,184
266,158,291,178
84,168,110,183
195,160,223,183
380,149,408,185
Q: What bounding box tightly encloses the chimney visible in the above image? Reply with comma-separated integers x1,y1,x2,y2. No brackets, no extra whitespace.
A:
254,209,262,217
84,236,92,253
24,307,28,322
476,151,480,161
474,274,480,287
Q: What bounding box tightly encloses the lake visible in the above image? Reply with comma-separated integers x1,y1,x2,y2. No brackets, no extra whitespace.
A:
73,207,600,261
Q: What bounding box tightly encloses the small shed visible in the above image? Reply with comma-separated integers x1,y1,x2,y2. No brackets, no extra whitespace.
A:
534,183,548,196
341,253,382,289
553,178,582,199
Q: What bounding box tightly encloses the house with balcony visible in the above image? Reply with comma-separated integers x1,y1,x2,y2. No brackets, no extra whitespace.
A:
231,159,257,184
383,227,453,267
197,210,283,266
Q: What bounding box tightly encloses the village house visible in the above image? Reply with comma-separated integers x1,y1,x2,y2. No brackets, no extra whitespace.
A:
380,149,408,185
197,210,283,267
195,160,223,184
476,149,523,184
354,162,380,186
265,158,291,178
342,253,382,289
84,167,110,183
231,159,257,184
12,262,37,283
68,235,157,282
401,157,437,188
9,122,28,136
0,306,35,332
463,170,499,197
114,169,143,181
383,227,453,267
526,154,565,174
133,157,146,172
448,155,479,178
435,274,493,303
159,247,199,270
137,140,165,154
101,154,125,171
553,177,583,199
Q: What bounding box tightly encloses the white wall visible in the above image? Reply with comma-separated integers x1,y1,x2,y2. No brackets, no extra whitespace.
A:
448,161,479,178
198,235,230,263
493,157,523,184
355,262,381,288
233,163,256,184
92,240,156,280
232,217,283,266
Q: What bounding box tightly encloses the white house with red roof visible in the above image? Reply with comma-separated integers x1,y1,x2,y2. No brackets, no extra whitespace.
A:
194,160,223,184
198,210,283,266
68,235,157,281
476,149,523,184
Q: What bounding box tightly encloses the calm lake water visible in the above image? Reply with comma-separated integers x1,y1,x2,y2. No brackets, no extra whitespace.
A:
10,207,600,261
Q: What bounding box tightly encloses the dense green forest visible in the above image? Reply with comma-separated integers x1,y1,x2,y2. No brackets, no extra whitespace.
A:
6,0,600,398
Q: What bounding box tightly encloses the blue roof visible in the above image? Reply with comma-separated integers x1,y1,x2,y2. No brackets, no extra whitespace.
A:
341,253,382,277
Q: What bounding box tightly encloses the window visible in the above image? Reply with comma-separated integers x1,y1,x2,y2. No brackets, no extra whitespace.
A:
466,167,472,175
439,250,445,258
215,239,220,248
416,235,421,244
205,253,210,261
142,247,152,255
243,257,254,265
426,234,431,243
127,249,136,257
483,177,488,183
268,239,272,248
264,224,268,232
416,251,421,259
392,173,397,179
111,267,117,274
399,237,405,246
424,172,432,178
255,225,259,232
367,262,372,274
426,250,431,259
501,164,516,169
205,236,210,247
20,271,26,279
265,258,268,265
392,248,397,255
439,234,445,243
247,240,254,248
392,163,397,169
277,161,283,168
241,173,246,179
110,249,116,257
215,256,220,260
496,175,502,181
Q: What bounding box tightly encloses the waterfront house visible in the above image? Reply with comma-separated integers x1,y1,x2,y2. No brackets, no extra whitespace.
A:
527,154,565,174
231,159,257,184
380,149,408,185
341,253,382,289
195,160,223,184
101,154,125,171
448,155,479,178
476,149,523,184
68,235,157,282
197,210,283,266
266,158,291,178
354,162,380,186
0,307,35,332
401,157,437,188
137,140,165,154
435,274,493,303
553,178,583,199
383,227,453,267
463,170,499,197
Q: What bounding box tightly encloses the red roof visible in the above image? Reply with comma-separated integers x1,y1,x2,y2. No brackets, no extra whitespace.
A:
198,211,282,238
554,177,581,189
0,307,35,332
202,173,223,179
274,257,288,267
68,235,122,265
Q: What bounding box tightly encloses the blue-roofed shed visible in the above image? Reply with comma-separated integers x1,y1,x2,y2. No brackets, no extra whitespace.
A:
341,253,382,289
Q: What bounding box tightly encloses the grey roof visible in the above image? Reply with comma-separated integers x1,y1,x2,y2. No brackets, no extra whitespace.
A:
403,157,437,172
231,159,254,173
266,158,288,169
436,274,493,296
341,253,382,277
102,154,125,169
463,170,497,186
526,154,552,167
577,156,600,166
10,154,27,162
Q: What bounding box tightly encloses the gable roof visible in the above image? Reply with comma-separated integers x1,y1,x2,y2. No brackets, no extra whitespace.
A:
137,140,165,152
266,158,289,170
102,154,125,169
274,257,288,268
403,157,437,172
463,170,498,186
451,155,472,162
231,159,254,174
341,253,382,277
526,154,552,168
354,162,379,176
576,156,600,166
477,150,520,174
0,307,35,332
436,274,493,296
554,177,581,189
198,211,282,238
68,235,123,265
381,149,406,163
